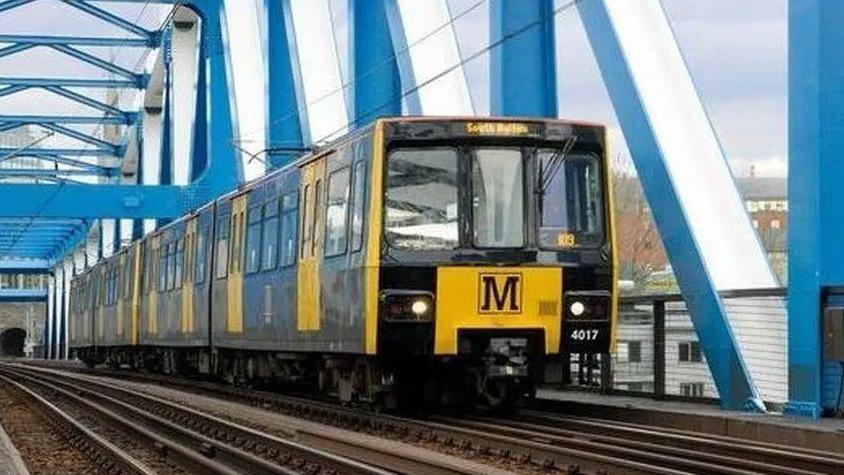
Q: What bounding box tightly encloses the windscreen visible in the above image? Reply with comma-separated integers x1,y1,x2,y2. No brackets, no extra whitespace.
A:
385,146,604,251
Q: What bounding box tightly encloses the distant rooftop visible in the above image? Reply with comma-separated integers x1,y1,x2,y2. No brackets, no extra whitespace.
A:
735,177,787,201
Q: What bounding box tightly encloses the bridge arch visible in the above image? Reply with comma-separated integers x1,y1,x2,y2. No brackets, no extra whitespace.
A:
0,328,26,357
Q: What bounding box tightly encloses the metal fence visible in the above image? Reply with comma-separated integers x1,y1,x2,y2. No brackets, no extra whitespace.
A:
564,288,788,407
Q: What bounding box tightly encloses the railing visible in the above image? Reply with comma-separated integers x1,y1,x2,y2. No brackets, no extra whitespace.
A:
563,287,788,408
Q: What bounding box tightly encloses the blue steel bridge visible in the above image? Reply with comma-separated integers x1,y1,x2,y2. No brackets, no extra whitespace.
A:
0,0,837,419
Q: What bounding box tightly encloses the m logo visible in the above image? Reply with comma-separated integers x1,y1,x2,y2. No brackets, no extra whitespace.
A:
478,273,522,314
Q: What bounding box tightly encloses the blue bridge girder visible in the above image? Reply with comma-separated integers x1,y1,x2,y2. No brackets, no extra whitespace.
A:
0,168,115,178
0,114,135,125
0,258,52,273
0,33,155,47
0,289,48,304
0,77,146,89
0,0,243,228
43,86,131,116
0,147,117,157
48,44,143,81
57,0,154,40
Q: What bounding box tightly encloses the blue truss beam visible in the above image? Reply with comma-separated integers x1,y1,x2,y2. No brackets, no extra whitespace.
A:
578,0,767,411
0,226,85,232
0,289,48,304
0,85,27,99
350,0,402,130
0,43,34,59
0,258,51,273
0,232,73,243
43,86,128,117
0,114,134,125
0,0,242,231
38,123,118,151
0,184,195,219
0,147,116,157
21,154,112,172
0,34,154,48
0,0,34,14
58,0,153,40
0,168,113,177
0,121,23,133
0,218,84,225
787,0,844,418
0,77,143,89
490,0,557,117
265,0,305,168
49,44,141,81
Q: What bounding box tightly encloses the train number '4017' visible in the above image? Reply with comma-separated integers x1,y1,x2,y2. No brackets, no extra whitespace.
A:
570,328,600,341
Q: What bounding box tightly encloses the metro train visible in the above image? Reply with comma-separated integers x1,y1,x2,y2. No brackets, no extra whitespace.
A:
69,117,617,410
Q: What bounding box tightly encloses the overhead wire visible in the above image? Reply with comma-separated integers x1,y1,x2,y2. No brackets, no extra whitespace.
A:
308,0,581,147
235,0,490,148
237,0,579,156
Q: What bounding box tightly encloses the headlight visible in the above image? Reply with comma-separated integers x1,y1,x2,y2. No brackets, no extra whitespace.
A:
564,291,610,320
380,291,435,322
411,299,429,316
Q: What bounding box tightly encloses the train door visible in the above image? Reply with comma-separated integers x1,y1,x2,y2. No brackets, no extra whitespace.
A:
117,253,125,340
148,235,160,337
132,241,143,345
183,217,197,334
227,195,247,334
298,156,326,331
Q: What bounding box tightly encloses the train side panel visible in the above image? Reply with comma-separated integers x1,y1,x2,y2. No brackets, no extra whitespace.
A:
211,132,372,354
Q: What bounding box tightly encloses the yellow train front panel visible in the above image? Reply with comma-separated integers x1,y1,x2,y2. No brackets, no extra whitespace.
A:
434,266,562,355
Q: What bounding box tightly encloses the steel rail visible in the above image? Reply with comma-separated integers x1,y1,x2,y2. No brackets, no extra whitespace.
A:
521,411,844,474
3,364,474,475
27,362,684,474
0,372,155,475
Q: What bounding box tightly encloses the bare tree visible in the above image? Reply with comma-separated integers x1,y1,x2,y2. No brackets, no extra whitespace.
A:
611,155,665,290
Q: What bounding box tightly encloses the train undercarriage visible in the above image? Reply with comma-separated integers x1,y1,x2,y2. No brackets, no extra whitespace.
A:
74,340,544,412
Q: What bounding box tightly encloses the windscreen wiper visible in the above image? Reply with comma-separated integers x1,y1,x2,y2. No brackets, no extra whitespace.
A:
538,137,577,194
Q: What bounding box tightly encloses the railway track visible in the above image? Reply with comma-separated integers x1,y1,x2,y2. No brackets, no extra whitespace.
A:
517,410,844,474
0,372,156,475
433,412,844,475
0,363,492,475
4,361,727,474
16,360,844,474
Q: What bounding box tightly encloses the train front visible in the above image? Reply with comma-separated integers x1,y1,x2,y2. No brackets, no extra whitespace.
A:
374,118,616,409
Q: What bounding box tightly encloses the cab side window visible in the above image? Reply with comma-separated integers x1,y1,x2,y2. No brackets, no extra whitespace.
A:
215,215,230,279
262,201,279,270
325,167,350,257
245,207,262,274
281,192,298,267
195,231,206,283
351,161,366,252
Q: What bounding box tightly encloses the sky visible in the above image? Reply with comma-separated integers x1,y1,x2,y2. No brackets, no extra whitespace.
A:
0,0,788,180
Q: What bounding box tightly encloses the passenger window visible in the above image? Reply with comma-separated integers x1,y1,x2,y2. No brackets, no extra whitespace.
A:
158,247,167,291
262,201,279,270
167,243,176,291
281,192,299,267
312,179,322,257
195,231,206,284
246,207,262,274
215,215,230,279
175,239,184,289
300,185,311,259
230,214,239,273
325,167,350,257
351,161,366,252
123,259,130,297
